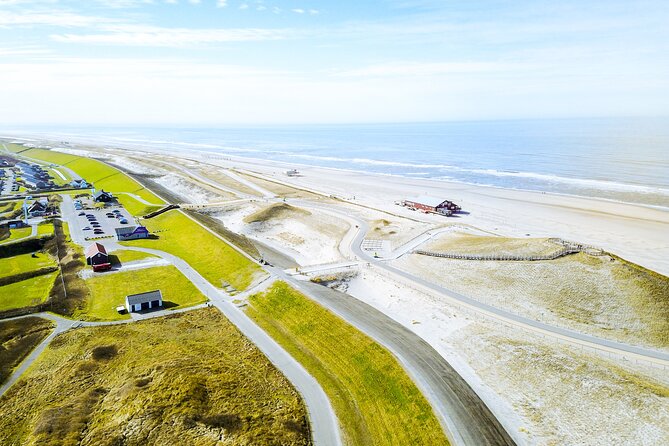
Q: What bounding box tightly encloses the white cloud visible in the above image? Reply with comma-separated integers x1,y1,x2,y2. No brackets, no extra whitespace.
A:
216,0,227,7
291,8,304,14
0,10,114,27
50,24,295,46
334,61,523,77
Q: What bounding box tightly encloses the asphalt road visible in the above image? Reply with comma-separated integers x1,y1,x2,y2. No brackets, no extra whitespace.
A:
280,271,516,446
58,194,342,446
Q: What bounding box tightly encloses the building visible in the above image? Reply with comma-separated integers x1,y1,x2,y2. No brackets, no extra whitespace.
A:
5,220,27,229
114,225,149,241
125,290,163,312
401,196,461,216
25,197,49,217
70,179,89,189
85,242,112,272
93,190,114,202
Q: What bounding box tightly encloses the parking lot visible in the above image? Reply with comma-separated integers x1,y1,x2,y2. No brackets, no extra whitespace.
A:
63,195,135,243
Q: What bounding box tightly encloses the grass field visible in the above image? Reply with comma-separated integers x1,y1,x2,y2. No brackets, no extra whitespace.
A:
18,148,165,205
36,221,54,237
0,308,310,445
116,193,162,217
0,272,59,311
0,251,56,276
0,317,54,385
0,226,32,244
247,281,448,446
80,266,208,321
123,210,264,290
108,249,157,265
0,200,20,219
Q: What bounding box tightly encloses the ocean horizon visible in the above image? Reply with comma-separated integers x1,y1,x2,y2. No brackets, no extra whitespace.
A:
3,117,669,209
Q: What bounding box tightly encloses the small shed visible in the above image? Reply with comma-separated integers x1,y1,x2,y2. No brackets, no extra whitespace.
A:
85,242,111,272
402,196,460,216
126,290,163,313
115,225,149,241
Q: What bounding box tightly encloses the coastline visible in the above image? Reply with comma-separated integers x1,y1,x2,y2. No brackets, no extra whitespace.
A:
5,134,669,277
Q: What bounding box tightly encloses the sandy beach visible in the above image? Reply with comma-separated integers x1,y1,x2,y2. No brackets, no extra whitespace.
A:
12,138,669,445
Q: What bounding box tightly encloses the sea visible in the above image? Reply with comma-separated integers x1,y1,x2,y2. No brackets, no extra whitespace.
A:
4,117,669,209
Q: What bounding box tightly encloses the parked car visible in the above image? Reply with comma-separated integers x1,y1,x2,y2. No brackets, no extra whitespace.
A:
83,227,91,231
119,219,128,224
78,212,86,216
93,230,104,235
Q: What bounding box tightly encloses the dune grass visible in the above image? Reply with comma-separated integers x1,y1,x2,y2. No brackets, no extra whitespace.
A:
243,203,311,224
0,308,310,446
0,272,59,311
425,232,562,257
116,193,162,217
0,251,56,276
123,210,264,290
247,281,449,446
0,317,55,385
80,266,208,321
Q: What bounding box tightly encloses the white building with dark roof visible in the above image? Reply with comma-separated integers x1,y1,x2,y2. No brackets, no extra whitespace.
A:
125,290,163,313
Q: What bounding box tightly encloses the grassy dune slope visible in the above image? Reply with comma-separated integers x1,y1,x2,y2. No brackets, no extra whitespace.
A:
0,317,54,385
0,308,310,446
247,281,448,446
19,148,164,205
0,273,58,312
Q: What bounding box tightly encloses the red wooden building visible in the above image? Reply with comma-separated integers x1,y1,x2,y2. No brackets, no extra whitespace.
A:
401,196,461,216
85,242,112,272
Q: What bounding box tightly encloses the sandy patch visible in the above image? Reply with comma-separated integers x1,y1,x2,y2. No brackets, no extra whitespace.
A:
154,174,223,204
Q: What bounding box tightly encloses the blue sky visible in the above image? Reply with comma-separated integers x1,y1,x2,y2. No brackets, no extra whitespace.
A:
1,0,668,124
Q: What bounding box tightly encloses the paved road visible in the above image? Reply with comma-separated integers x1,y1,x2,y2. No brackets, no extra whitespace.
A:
59,193,342,446
275,268,516,446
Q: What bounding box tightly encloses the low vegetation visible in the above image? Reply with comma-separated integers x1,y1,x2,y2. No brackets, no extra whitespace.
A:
186,209,261,259
247,281,448,446
0,251,56,276
0,308,310,445
0,226,31,244
0,317,54,385
80,266,208,321
123,210,264,290
401,251,669,349
243,203,311,224
0,272,59,312
425,232,564,257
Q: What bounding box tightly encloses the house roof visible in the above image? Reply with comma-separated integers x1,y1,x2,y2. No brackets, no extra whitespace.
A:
114,225,142,236
93,190,112,199
85,242,108,258
406,196,447,208
126,290,162,306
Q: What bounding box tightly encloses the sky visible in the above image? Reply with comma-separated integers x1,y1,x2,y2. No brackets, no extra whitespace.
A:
0,0,668,125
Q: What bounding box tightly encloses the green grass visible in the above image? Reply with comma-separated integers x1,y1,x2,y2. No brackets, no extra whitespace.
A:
0,252,56,276
247,282,449,446
36,222,54,237
116,193,162,217
123,210,264,290
79,265,209,321
0,308,310,446
108,249,157,265
0,227,32,244
0,317,55,385
19,148,165,205
0,272,59,311
0,200,20,218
